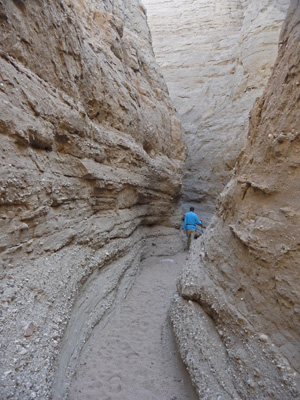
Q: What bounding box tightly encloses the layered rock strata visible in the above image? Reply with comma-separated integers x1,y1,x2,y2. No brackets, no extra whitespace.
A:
142,0,289,218
171,1,300,398
0,1,185,398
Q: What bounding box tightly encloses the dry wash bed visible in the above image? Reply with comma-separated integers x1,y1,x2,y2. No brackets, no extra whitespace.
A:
68,252,197,400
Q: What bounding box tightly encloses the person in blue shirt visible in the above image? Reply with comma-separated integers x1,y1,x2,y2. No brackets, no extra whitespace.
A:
183,207,202,250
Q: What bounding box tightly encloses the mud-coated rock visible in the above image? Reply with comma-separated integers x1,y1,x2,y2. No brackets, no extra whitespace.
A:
0,1,185,399
172,1,300,398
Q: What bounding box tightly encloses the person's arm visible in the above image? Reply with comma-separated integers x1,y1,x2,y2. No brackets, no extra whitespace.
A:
196,215,202,225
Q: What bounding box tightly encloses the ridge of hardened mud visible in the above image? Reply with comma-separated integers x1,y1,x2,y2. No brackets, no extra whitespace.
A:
52,244,142,400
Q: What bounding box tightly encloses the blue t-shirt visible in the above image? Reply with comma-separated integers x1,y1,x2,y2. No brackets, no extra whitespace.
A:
183,212,202,231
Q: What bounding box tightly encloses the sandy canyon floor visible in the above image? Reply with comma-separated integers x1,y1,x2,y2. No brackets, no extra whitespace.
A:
68,252,198,400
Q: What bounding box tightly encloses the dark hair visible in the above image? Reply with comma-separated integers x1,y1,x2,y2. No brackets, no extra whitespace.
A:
190,207,195,211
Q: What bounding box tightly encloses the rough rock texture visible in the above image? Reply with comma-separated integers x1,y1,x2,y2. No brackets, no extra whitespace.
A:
142,0,289,219
171,1,300,399
0,1,185,398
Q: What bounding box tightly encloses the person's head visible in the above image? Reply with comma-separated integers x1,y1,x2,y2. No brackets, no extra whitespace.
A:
190,206,195,212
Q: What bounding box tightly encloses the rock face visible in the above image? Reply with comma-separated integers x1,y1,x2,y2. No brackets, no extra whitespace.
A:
142,0,289,218
171,0,300,398
0,1,185,398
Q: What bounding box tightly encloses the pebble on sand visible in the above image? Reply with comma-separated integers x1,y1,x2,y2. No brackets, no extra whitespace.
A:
23,322,35,337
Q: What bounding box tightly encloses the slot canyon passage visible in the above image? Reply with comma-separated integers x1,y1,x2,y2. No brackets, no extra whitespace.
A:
0,0,300,399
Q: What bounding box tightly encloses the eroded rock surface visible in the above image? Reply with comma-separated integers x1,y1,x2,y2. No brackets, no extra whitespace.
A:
0,1,185,398
142,0,289,218
171,1,300,398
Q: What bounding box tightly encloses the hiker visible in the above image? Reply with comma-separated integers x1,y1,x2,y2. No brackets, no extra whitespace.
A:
183,207,202,250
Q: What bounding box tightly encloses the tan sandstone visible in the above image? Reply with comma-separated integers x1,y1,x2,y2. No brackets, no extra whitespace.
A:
171,1,300,398
0,1,185,398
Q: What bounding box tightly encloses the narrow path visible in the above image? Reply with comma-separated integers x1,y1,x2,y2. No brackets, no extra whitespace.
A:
68,252,198,400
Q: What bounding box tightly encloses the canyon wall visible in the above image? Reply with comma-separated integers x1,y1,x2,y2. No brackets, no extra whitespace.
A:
0,1,185,398
142,0,290,219
170,0,300,398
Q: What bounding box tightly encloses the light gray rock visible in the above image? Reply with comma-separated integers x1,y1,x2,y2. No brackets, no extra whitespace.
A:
142,0,289,216
23,322,35,337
